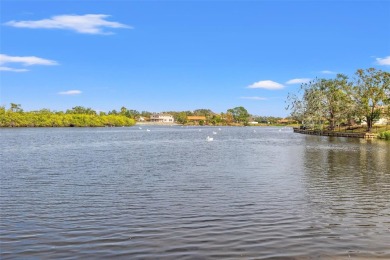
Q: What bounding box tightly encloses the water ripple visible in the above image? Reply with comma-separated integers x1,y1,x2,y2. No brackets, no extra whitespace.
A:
1,127,389,259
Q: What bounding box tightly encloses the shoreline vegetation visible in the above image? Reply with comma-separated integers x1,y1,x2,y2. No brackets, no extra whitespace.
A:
286,67,389,140
0,105,136,127
2,68,390,142
1,104,389,140
0,104,293,128
286,68,389,134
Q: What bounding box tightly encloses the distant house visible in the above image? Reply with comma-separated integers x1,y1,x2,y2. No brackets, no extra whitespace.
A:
247,117,258,124
360,105,389,126
374,118,388,125
187,116,206,121
376,106,389,125
187,116,206,125
361,117,389,126
277,119,296,124
150,113,174,123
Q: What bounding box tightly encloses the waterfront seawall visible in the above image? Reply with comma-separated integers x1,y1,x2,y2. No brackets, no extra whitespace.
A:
293,128,377,139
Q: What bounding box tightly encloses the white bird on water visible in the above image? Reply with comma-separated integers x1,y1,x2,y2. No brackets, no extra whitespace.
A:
146,129,151,132
213,131,217,135
207,136,213,142
139,127,142,130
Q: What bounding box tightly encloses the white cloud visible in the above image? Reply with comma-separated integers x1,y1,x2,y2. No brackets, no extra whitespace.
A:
285,78,311,85
0,54,58,66
320,70,336,74
376,56,390,66
247,80,284,90
5,14,132,35
0,54,57,72
58,90,82,95
0,66,29,72
240,96,268,100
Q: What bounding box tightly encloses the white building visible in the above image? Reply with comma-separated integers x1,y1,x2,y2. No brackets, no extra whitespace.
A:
150,113,174,123
374,117,388,125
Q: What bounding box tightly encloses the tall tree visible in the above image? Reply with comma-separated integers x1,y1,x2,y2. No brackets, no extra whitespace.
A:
287,75,353,130
316,74,353,130
120,106,127,115
286,81,323,128
227,106,250,123
352,68,390,132
9,103,23,113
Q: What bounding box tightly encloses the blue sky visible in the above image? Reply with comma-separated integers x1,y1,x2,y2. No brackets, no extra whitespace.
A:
1,0,389,117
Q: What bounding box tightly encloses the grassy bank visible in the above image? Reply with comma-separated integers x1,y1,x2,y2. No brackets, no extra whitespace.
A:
378,131,390,140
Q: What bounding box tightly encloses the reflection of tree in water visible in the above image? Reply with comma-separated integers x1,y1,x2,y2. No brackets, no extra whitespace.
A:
301,136,390,253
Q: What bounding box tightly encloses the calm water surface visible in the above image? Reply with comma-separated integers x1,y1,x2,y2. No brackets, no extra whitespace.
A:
1,127,389,259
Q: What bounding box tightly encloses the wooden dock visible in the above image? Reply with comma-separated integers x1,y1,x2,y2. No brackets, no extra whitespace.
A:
293,128,377,139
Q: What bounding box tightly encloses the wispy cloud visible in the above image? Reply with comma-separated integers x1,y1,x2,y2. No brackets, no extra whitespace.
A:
0,54,58,66
247,80,284,90
0,66,29,72
240,96,268,100
5,14,132,35
320,70,336,74
376,56,390,66
58,90,82,95
285,78,311,85
0,54,58,72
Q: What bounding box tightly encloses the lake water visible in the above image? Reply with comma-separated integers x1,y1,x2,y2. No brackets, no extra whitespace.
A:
1,126,389,259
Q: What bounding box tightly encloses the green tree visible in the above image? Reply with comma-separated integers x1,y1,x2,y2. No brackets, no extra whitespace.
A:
227,106,250,123
309,75,352,129
141,111,152,118
66,106,96,115
209,114,223,125
127,109,140,119
352,68,390,132
120,106,127,115
175,112,188,124
9,103,23,113
287,75,354,130
193,109,214,117
108,109,118,115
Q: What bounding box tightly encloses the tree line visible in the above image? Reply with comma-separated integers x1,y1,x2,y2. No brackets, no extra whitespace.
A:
286,68,390,132
1,104,289,127
161,107,287,125
0,104,136,127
